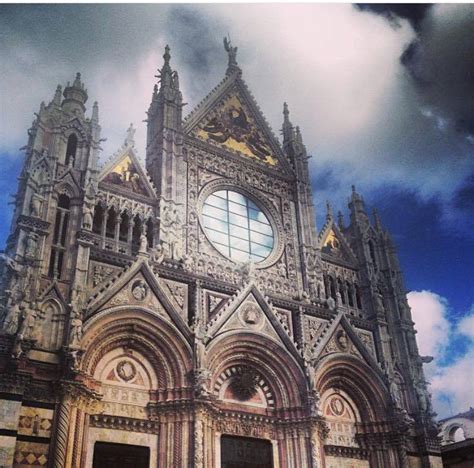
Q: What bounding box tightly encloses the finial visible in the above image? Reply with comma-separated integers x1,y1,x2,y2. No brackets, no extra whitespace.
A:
91,101,99,123
53,85,62,106
326,201,333,221
73,72,82,88
338,211,345,229
163,45,171,65
352,185,356,193
373,208,382,231
223,36,239,74
124,123,136,147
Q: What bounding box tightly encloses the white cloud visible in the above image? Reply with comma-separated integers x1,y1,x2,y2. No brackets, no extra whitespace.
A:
407,290,450,358
408,291,474,418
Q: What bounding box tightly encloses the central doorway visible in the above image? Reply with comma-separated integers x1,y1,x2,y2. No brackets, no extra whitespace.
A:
92,441,150,468
221,435,273,468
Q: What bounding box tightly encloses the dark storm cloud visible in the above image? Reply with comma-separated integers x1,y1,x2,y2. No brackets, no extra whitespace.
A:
355,4,433,31
356,4,474,139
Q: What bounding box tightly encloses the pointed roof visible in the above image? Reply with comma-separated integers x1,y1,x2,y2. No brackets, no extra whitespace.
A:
311,312,384,379
86,258,192,344
183,49,294,175
99,128,156,199
205,281,304,366
318,217,358,266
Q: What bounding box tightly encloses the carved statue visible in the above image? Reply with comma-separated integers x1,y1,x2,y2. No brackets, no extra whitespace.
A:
240,260,256,283
24,232,39,258
223,36,238,68
152,243,165,264
326,296,336,311
69,307,83,348
160,205,181,260
29,192,44,217
82,203,94,230
194,318,208,370
139,232,148,254
18,303,37,339
390,380,403,408
2,300,21,335
337,330,349,351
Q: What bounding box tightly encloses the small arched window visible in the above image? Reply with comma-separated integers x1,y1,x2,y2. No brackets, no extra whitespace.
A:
48,193,71,278
65,134,78,167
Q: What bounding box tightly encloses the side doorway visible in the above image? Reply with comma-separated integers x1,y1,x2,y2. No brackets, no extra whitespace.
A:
221,435,273,468
92,441,150,468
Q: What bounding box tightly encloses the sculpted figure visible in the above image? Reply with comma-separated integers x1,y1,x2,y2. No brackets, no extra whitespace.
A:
160,205,181,260
29,192,44,217
2,300,21,335
69,308,83,348
18,303,37,339
139,232,148,253
25,232,39,258
82,203,94,230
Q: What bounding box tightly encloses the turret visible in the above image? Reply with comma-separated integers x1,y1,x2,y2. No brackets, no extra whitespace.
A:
62,72,88,116
146,46,184,200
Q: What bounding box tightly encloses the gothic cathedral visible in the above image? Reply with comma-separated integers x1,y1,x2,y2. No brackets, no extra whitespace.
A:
0,41,442,467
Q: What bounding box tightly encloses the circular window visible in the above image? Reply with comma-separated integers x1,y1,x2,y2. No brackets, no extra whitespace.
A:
201,190,274,263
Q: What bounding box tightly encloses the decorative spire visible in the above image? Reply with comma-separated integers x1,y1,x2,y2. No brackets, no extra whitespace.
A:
52,85,62,106
223,36,240,75
157,45,173,89
326,201,334,222
91,101,99,123
124,123,136,147
373,208,383,231
281,102,295,150
338,210,345,229
62,72,88,114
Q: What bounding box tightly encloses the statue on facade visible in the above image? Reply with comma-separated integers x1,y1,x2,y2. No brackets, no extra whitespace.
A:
139,232,149,254
2,299,22,335
18,302,37,340
160,204,182,260
29,192,44,218
69,308,83,348
82,202,94,230
24,232,39,259
223,36,238,68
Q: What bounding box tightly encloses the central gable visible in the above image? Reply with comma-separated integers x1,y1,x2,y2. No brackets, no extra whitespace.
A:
193,93,278,167
184,74,293,174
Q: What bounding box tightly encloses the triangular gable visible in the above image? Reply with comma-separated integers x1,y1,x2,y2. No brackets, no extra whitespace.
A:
99,146,156,198
204,290,231,320
38,281,66,304
184,74,293,174
87,259,192,344
311,312,383,376
56,168,82,195
159,278,188,321
319,221,358,265
206,282,303,366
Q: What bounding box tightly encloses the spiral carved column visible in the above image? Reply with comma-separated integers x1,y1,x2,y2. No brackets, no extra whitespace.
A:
52,395,72,468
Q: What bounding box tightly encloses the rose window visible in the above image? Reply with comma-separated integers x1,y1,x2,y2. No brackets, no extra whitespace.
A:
202,190,274,262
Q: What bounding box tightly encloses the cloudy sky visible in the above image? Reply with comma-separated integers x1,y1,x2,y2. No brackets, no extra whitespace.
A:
0,4,473,418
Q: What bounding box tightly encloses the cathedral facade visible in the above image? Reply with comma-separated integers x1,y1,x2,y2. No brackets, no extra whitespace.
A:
0,41,442,467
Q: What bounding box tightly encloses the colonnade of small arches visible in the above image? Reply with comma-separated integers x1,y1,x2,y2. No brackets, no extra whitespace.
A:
324,274,362,310
91,203,156,255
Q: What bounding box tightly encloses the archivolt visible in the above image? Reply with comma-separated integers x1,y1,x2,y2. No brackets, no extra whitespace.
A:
206,332,306,409
81,306,192,390
315,354,390,421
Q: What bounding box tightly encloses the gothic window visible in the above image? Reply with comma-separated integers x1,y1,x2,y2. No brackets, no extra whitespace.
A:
105,207,117,238
201,190,274,263
368,240,377,268
131,215,142,255
146,218,154,248
355,284,362,309
347,281,355,307
119,212,129,242
329,276,337,301
92,203,104,234
48,194,70,278
65,134,78,167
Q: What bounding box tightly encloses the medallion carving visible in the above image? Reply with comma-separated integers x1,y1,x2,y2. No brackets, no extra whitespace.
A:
116,360,137,382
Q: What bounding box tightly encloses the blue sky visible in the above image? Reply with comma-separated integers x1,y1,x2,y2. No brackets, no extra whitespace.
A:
0,4,473,418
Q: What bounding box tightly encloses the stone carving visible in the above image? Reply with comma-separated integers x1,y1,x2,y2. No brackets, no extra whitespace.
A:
330,396,345,416
243,305,259,324
336,330,349,352
24,232,39,258
92,264,117,287
116,360,137,382
29,192,44,217
69,307,83,349
230,367,259,400
2,300,22,335
159,203,182,260
82,202,94,230
18,303,37,340
131,280,148,301
151,244,165,264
